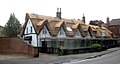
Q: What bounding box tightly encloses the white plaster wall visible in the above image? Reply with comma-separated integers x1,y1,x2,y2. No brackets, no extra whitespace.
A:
24,34,38,47
38,26,51,47
39,26,51,38
23,19,38,47
38,35,41,47
57,27,66,38
74,29,82,38
24,19,35,34
85,32,91,38
31,34,37,47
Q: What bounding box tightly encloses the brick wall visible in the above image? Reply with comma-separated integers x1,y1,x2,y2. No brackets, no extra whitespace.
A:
0,37,39,57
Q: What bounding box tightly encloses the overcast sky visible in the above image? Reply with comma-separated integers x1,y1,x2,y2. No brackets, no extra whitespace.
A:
0,0,120,26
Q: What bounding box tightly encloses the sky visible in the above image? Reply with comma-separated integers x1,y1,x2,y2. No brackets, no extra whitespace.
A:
0,0,120,26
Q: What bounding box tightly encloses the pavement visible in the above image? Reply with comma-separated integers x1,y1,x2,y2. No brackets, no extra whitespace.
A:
0,47,119,64
40,47,120,64
0,54,29,60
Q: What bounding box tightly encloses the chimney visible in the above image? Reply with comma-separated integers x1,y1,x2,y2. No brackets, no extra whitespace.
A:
98,20,102,28
82,13,85,23
107,17,110,26
56,8,62,19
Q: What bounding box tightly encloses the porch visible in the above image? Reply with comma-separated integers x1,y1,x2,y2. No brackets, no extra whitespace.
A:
38,38,118,54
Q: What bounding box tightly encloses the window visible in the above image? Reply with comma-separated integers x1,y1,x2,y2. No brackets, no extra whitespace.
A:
29,20,30,24
60,30,62,35
93,31,97,36
83,31,87,36
76,29,80,36
42,26,47,34
81,40,85,47
26,27,28,34
31,26,32,33
60,27,64,35
102,31,106,37
42,28,45,34
118,22,120,25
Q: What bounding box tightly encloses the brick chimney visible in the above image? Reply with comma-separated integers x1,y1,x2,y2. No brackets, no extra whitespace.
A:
56,8,62,19
82,13,85,23
107,17,110,26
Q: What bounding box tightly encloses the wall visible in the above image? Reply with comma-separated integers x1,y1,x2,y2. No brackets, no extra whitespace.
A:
24,19,35,34
74,29,82,38
0,37,39,57
24,34,38,47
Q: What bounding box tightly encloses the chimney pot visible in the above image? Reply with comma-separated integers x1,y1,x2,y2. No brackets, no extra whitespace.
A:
107,17,110,26
56,8,62,19
82,13,85,23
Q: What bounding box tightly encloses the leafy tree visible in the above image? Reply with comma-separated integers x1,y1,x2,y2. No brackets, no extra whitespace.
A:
3,13,21,37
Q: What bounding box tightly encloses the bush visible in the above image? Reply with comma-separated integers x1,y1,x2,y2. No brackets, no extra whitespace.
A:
58,48,64,56
92,44,102,51
92,44,101,49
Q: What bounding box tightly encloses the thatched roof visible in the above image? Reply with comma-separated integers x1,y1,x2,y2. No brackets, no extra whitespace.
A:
21,13,115,38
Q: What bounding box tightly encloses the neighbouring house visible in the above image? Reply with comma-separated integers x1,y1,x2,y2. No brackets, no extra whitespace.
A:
21,8,117,54
107,18,120,37
106,17,120,45
0,26,4,37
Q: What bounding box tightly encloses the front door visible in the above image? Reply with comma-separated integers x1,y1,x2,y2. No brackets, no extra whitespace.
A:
41,41,47,53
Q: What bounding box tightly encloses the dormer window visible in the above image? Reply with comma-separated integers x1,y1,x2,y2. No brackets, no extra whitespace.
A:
66,27,72,31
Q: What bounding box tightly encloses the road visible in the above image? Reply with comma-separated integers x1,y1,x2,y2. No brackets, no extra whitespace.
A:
0,48,120,64
64,50,120,64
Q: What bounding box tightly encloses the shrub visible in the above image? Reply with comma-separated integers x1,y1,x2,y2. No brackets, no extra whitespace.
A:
92,44,102,51
92,44,101,49
58,46,64,56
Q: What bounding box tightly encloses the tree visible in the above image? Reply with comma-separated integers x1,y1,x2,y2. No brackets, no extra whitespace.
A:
3,13,21,37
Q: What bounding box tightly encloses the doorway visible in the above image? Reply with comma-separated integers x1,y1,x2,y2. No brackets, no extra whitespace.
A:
41,41,47,53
